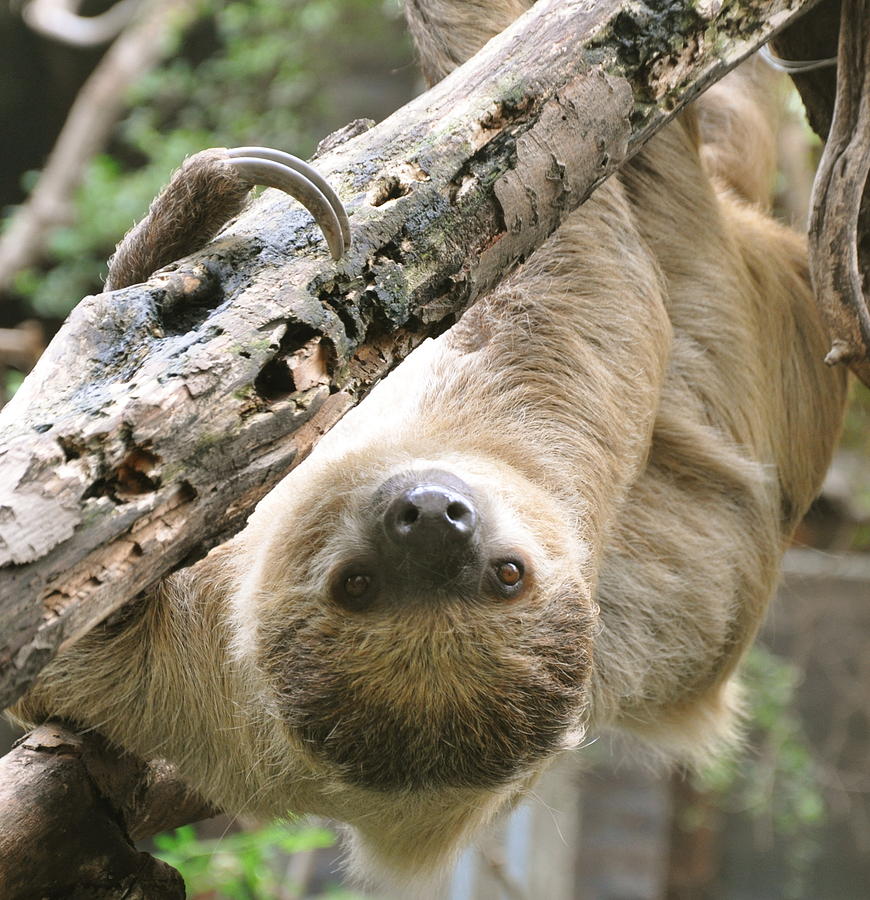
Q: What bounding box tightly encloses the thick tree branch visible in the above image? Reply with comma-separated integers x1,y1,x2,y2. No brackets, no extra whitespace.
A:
0,722,215,898
0,0,825,710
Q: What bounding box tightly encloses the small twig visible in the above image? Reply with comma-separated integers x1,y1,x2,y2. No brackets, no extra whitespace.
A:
808,0,870,386
0,0,201,293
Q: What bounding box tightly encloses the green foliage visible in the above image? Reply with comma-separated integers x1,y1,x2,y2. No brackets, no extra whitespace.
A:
8,0,410,319
153,821,362,899
698,645,825,897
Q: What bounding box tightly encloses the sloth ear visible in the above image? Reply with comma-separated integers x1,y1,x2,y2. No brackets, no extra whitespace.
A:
105,146,350,291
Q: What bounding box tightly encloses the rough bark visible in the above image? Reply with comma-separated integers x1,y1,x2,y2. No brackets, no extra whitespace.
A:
774,0,870,387
0,0,826,710
806,0,870,385
0,722,215,898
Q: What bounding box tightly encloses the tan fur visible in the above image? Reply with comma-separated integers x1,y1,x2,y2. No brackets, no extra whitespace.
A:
10,0,846,883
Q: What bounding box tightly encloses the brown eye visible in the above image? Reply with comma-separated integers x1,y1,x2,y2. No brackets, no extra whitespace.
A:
332,565,378,611
489,558,527,599
344,574,371,598
496,561,523,586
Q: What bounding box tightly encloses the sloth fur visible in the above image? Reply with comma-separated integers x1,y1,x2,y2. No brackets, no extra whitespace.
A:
12,0,847,882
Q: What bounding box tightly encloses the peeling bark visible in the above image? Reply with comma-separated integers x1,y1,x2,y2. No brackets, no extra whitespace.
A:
0,0,826,709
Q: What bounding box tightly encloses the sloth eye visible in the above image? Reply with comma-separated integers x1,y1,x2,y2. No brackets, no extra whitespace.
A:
344,574,371,598
496,561,523,586
332,566,378,611
490,558,527,599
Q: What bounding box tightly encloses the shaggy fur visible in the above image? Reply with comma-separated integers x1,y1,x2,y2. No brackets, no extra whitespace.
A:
11,0,847,882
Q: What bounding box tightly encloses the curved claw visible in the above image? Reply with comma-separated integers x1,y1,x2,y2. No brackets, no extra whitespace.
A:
227,147,351,247
224,148,350,260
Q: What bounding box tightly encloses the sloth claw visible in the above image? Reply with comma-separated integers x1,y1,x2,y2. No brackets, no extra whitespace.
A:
106,146,349,291
225,147,350,260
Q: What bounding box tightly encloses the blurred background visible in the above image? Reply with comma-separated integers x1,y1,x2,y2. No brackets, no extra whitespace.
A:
1,1,869,898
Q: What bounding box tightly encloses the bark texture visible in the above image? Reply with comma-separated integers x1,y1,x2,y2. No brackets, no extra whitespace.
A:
806,0,870,385
774,0,870,387
0,722,215,898
0,0,825,709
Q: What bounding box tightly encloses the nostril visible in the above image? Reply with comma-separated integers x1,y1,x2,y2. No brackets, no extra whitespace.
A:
446,500,472,526
400,506,419,526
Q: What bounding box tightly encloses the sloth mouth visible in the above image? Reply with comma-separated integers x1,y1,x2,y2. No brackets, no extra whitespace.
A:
269,604,593,791
286,678,580,792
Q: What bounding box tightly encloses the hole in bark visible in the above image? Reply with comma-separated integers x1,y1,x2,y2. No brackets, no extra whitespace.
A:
368,175,411,207
255,357,296,400
84,448,162,500
335,304,359,341
58,437,82,461
156,267,225,336
375,240,403,264
254,322,335,402
114,449,161,496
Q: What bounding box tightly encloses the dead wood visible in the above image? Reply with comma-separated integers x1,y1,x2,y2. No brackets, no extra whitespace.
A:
0,722,215,898
0,0,827,710
806,0,870,386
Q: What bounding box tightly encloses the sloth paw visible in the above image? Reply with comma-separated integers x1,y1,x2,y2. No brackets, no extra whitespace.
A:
105,146,350,291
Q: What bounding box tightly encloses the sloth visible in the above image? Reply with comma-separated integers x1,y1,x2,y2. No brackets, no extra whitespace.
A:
11,0,847,882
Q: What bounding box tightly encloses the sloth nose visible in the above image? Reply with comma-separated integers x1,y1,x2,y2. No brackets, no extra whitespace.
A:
381,476,479,578
385,484,477,546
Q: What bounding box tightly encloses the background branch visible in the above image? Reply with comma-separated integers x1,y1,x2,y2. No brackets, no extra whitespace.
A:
22,0,140,47
0,0,200,293
807,0,870,386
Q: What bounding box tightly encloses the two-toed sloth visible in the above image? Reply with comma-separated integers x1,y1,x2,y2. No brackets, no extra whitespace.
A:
11,0,847,882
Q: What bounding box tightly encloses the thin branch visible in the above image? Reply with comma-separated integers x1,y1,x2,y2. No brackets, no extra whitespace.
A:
22,0,140,47
807,0,870,386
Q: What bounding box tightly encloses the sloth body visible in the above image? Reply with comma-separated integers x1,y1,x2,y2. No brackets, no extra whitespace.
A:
14,0,847,880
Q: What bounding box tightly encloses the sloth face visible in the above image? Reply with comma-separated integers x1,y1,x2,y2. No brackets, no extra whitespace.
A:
235,452,596,795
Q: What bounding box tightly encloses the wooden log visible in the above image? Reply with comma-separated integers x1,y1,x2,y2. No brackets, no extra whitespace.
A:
0,0,827,710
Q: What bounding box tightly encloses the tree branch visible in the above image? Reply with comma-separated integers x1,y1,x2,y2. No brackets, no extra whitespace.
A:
0,722,215,898
0,0,825,710
807,0,870,386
